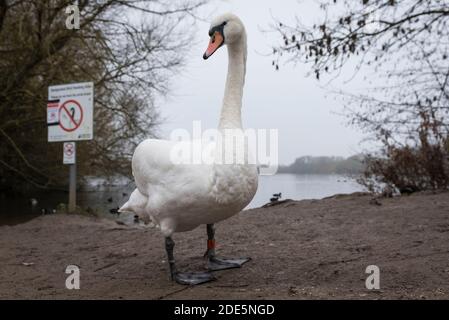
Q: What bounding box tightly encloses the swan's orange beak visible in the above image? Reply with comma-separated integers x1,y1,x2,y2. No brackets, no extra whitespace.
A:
203,31,224,60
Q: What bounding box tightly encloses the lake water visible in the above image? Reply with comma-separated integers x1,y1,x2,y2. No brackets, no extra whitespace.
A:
249,174,364,208
0,174,364,225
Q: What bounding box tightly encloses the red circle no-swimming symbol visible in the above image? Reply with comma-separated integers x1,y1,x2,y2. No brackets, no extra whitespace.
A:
65,143,74,156
59,100,83,132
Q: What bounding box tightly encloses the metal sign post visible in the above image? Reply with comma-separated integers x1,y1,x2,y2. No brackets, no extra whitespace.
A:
69,162,77,212
47,82,94,213
63,142,77,212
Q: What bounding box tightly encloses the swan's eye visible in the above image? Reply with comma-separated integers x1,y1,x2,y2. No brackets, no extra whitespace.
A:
222,21,227,26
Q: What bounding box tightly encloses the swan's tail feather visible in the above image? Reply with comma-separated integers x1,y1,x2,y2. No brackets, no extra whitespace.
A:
118,201,132,213
118,188,147,214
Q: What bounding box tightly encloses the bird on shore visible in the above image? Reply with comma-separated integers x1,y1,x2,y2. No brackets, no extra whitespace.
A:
399,186,418,195
41,208,56,215
109,207,120,215
120,13,258,285
30,198,38,214
270,193,282,202
30,198,55,215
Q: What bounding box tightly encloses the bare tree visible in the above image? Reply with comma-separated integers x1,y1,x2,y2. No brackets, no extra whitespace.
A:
0,0,204,192
271,0,449,192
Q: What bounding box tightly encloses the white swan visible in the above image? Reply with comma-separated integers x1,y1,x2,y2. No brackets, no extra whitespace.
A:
119,13,258,285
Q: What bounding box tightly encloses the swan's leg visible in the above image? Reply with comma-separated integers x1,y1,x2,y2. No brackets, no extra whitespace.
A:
204,224,251,271
165,236,215,285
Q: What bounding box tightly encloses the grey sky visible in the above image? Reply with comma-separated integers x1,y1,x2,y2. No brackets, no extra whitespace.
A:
159,0,366,165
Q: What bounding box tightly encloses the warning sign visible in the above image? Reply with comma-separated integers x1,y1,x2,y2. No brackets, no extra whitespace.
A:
63,142,76,164
48,82,93,142
47,100,59,125
59,100,83,132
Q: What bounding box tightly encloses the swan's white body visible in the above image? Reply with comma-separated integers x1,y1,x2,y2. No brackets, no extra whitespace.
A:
120,13,258,237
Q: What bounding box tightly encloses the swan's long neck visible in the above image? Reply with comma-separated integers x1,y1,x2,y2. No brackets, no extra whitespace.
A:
218,33,247,130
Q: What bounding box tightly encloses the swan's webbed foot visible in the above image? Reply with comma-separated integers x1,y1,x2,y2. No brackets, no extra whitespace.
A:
204,224,251,271
207,256,251,271
165,236,215,286
173,271,216,285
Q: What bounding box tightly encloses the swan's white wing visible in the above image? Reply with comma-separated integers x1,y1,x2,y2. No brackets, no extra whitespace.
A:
129,139,218,234
132,138,214,197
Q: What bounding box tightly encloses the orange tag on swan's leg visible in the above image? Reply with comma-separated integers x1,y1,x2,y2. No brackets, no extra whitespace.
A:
207,239,216,250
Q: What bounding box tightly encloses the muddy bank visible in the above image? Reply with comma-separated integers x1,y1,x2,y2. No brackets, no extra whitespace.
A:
1,191,449,299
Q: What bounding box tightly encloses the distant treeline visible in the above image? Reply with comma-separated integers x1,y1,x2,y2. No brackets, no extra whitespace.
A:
278,155,364,175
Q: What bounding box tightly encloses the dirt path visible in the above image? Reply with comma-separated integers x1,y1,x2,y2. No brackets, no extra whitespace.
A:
1,191,449,299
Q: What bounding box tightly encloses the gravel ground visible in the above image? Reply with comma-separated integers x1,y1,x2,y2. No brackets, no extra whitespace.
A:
1,191,449,299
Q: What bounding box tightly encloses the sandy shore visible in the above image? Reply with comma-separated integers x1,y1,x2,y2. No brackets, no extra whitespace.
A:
1,191,449,299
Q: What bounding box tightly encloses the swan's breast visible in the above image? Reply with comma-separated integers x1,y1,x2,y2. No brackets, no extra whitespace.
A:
210,163,258,208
